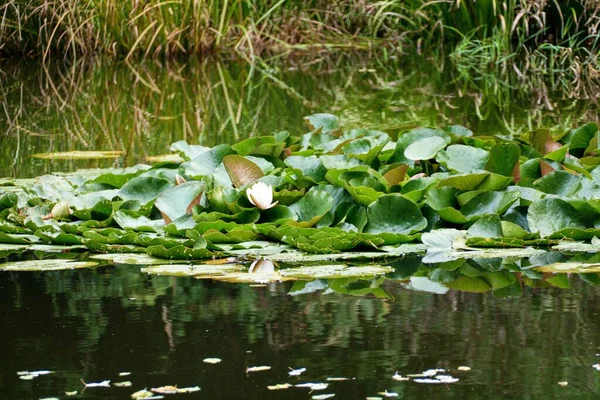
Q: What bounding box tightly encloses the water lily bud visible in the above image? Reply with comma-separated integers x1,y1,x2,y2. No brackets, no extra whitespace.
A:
249,259,276,274
175,174,187,185
43,201,71,220
246,182,278,210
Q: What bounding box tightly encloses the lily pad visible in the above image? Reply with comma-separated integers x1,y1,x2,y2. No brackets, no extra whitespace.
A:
31,151,123,160
0,259,98,271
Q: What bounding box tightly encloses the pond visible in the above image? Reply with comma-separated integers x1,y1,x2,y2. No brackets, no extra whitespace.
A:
2,55,600,399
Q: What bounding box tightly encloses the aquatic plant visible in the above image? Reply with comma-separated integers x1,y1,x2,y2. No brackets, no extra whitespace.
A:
2,114,600,261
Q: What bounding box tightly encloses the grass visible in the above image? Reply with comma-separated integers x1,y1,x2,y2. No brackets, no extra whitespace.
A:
0,0,599,64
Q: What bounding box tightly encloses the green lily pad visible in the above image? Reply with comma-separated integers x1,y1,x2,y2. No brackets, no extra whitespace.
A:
436,145,489,173
280,264,394,279
404,136,448,161
0,259,98,271
31,151,123,160
364,194,427,235
118,176,173,206
527,198,587,237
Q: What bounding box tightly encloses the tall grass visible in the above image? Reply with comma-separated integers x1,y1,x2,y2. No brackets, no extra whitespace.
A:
1,0,600,62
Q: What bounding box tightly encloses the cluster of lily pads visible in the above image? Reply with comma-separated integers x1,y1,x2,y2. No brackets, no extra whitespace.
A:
1,114,600,261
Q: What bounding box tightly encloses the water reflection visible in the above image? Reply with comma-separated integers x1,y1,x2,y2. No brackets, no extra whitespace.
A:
3,252,600,398
1,55,599,179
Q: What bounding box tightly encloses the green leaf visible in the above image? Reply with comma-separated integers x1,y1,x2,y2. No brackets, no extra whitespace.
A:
436,145,489,173
231,136,286,158
288,190,333,227
533,171,581,196
528,198,587,237
155,181,204,224
364,194,427,235
222,155,264,188
118,176,173,206
170,140,210,160
485,142,520,177
389,128,450,164
90,165,152,188
284,156,327,182
183,144,234,178
404,136,448,160
569,122,598,155
304,113,340,134
466,214,503,238
113,210,164,232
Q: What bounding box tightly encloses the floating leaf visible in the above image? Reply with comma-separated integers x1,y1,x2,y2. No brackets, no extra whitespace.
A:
223,155,264,188
0,259,97,271
364,194,427,235
32,151,123,160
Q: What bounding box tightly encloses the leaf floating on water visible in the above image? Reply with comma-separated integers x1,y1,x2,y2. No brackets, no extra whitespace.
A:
17,370,53,380
0,260,98,272
131,389,159,399
203,358,222,364
377,390,399,397
119,372,132,376
280,265,393,279
151,386,179,394
113,381,133,387
246,366,271,373
65,392,78,396
391,372,409,381
267,383,292,390
289,367,306,376
414,375,459,384
81,379,111,387
32,150,124,160
295,383,328,390
457,366,471,371
558,381,569,386
312,394,335,399
142,264,244,277
91,253,166,265
406,368,445,377
177,387,201,393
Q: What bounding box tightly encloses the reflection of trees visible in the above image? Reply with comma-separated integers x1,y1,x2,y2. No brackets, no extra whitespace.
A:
1,55,599,179
3,259,600,398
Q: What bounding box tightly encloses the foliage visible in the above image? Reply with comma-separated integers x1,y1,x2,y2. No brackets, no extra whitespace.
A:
4,114,600,259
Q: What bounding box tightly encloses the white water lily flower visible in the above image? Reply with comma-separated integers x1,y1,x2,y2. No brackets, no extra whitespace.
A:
249,259,276,274
246,182,278,210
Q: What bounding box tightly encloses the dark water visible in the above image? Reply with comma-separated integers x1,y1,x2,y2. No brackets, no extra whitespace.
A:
2,263,600,399
3,56,600,399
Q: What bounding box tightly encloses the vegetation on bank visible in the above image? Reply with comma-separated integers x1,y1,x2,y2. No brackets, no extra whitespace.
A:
1,0,600,66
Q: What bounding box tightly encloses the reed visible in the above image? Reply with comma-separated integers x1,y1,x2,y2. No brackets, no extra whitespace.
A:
0,0,599,63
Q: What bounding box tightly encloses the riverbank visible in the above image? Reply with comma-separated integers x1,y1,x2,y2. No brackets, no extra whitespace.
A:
1,0,599,67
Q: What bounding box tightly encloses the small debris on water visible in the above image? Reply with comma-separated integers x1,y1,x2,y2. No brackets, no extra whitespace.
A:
267,383,292,390
203,358,222,364
312,394,335,399
113,381,132,387
119,372,132,376
81,379,111,388
377,390,399,397
296,383,328,390
458,366,471,371
392,372,409,381
558,381,568,386
246,366,271,373
289,367,306,376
